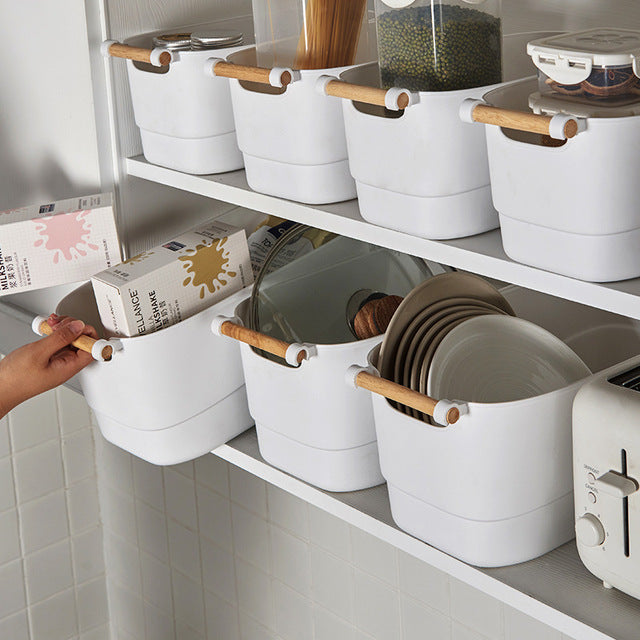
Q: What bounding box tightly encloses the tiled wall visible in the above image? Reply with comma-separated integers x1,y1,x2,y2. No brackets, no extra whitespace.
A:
0,383,108,640
96,428,579,640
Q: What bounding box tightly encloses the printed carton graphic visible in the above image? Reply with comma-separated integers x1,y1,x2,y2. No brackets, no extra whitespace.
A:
0,193,120,295
91,220,252,337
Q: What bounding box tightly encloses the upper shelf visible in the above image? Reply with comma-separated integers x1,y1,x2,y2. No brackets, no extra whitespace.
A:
126,156,640,321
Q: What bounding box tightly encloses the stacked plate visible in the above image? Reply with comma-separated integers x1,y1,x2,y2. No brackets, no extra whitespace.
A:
378,272,516,421
427,315,591,404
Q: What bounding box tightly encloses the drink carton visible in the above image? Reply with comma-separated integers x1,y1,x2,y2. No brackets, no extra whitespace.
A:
91,220,252,337
0,193,120,295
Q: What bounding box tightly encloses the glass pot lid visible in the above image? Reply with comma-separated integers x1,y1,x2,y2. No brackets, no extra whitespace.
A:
249,224,447,363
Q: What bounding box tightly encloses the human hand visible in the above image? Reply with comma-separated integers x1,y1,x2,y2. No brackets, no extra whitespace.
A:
0,315,98,418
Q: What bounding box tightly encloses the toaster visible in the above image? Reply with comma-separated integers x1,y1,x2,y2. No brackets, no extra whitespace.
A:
573,356,640,598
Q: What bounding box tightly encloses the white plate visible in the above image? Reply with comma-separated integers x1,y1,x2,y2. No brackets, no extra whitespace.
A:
427,315,591,404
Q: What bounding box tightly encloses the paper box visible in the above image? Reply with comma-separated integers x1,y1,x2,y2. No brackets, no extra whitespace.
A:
0,193,120,296
91,220,252,337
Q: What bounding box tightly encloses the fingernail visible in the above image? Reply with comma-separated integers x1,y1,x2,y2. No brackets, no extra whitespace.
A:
49,313,60,321
69,320,85,333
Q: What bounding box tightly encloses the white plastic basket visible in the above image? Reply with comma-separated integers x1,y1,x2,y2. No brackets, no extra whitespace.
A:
103,18,252,175
471,75,640,282
319,32,558,240
368,286,640,567
221,48,359,205
56,284,253,465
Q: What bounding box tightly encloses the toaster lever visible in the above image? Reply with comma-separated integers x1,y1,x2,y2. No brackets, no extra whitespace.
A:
595,471,639,499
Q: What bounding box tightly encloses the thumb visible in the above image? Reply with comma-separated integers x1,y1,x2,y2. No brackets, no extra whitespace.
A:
37,319,86,357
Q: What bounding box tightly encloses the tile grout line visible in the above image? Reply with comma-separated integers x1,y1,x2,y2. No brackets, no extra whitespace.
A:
4,408,32,638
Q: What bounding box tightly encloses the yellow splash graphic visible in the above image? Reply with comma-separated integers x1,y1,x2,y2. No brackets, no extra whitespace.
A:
122,250,154,265
178,238,236,299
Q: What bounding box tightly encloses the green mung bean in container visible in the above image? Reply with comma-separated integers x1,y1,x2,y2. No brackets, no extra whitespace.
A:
375,0,502,92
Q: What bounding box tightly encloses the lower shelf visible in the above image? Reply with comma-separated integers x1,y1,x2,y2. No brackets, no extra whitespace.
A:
214,428,640,640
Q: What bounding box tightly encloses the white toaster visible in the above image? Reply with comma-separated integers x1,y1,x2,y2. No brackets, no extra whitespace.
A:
573,356,640,598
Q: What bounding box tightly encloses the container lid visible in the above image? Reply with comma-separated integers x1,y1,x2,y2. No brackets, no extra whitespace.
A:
190,30,243,50
152,33,192,51
529,91,640,118
528,28,640,85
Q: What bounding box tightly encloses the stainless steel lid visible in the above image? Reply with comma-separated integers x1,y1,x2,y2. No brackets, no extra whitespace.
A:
190,30,244,50
152,33,192,51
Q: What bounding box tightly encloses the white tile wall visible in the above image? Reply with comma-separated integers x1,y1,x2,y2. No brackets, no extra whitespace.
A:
0,384,107,639
95,437,595,640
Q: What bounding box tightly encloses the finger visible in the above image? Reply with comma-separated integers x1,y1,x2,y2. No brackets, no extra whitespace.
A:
36,318,86,358
46,313,65,328
82,324,99,340
47,348,94,385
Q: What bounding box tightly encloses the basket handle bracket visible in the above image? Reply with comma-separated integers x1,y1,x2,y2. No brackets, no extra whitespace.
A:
346,365,466,426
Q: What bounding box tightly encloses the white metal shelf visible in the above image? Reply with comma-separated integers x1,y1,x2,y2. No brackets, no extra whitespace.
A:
216,428,640,640
127,156,640,321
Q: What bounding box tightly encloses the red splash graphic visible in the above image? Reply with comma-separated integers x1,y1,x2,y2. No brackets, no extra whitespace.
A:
33,210,99,263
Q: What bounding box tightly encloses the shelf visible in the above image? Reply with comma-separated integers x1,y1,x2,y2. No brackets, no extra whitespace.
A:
127,156,640,321
215,428,640,640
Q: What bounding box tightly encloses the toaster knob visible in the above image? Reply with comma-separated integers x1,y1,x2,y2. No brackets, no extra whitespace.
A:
576,513,606,547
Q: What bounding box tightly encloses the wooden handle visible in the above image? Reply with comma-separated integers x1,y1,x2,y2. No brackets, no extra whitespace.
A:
38,321,113,362
323,79,410,109
219,321,307,364
107,43,171,66
212,61,293,87
470,104,579,139
355,371,459,425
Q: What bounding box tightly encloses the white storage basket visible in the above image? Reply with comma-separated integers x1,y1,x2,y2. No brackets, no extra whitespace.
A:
103,18,252,175
368,286,640,567
232,296,385,492
470,76,640,282
222,48,359,205
56,284,253,465
319,32,556,240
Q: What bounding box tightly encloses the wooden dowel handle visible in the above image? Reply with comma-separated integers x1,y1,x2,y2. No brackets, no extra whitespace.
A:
322,79,411,110
219,321,307,364
355,371,459,425
470,104,579,139
212,61,293,88
38,321,113,362
106,42,171,66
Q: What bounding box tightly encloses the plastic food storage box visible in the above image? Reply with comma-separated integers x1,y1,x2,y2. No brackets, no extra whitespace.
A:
56,283,253,465
527,28,640,107
108,18,253,175
476,75,640,281
329,31,552,240
369,286,640,567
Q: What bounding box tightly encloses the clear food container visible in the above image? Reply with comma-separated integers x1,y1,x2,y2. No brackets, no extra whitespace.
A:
374,0,502,91
251,0,374,69
527,28,640,107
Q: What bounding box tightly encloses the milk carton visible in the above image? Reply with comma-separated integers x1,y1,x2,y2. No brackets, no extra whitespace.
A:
91,220,252,337
0,193,120,295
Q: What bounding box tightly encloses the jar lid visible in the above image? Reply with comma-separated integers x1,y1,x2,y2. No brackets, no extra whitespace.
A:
528,28,640,85
152,33,192,51
190,30,243,50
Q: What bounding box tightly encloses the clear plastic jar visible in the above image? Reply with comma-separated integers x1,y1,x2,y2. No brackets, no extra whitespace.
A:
374,0,502,92
251,0,374,69
528,29,640,107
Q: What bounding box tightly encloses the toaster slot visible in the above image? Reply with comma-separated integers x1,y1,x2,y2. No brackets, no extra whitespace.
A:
623,449,630,558
609,365,640,392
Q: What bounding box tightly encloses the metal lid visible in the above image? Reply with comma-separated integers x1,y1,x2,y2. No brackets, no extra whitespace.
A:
152,33,192,51
191,30,243,50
